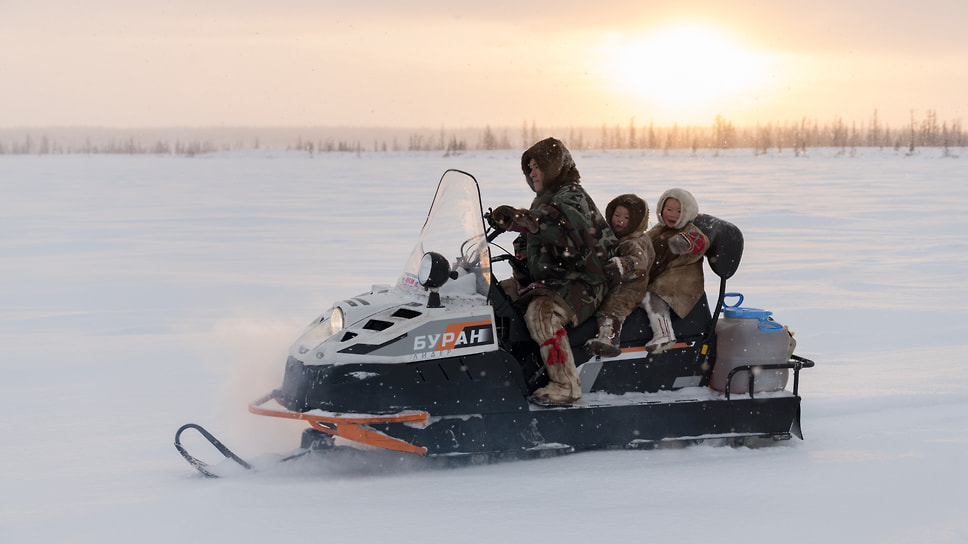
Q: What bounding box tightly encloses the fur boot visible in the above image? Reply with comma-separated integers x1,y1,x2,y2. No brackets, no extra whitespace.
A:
644,293,676,353
585,314,623,358
525,296,581,404
532,329,582,404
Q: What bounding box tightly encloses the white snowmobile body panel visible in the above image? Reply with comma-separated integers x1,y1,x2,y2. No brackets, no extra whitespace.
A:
292,292,498,365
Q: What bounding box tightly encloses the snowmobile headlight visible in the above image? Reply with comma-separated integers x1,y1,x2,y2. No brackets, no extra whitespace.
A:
418,251,453,289
330,306,345,332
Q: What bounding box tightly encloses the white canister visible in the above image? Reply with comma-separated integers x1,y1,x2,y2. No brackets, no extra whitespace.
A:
710,293,791,394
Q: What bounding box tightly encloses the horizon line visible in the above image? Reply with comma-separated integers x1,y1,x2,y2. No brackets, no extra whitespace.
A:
0,109,963,132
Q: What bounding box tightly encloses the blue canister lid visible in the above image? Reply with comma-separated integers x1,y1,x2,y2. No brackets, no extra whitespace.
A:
723,306,773,319
722,292,784,332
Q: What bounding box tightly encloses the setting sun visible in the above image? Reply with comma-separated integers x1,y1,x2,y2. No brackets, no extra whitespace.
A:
604,23,775,118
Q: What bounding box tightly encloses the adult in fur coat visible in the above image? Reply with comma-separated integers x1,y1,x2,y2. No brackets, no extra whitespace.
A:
644,188,710,353
586,193,655,357
489,137,616,404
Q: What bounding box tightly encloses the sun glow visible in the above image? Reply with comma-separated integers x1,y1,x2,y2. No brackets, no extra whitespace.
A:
607,24,773,113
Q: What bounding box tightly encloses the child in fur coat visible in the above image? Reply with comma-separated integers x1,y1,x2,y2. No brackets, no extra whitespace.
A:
586,194,655,357
643,188,710,353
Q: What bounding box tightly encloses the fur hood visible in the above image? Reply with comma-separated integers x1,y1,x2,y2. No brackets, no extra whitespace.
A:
605,193,649,238
520,137,580,194
655,188,700,230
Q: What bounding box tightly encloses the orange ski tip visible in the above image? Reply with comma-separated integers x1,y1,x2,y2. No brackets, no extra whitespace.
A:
248,393,429,424
322,421,428,456
248,393,429,455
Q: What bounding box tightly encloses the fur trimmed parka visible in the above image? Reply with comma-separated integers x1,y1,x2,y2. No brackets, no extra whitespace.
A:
598,194,655,320
505,138,617,325
646,188,710,319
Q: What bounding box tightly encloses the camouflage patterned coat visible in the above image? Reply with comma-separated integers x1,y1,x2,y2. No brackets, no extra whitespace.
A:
501,138,617,325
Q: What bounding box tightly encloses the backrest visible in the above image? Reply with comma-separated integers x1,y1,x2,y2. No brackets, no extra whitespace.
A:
692,213,744,280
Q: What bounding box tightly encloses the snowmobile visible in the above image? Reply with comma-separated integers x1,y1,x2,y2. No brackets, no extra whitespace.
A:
176,169,814,477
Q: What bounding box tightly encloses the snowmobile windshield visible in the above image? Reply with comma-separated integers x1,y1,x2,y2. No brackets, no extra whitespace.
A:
397,170,491,301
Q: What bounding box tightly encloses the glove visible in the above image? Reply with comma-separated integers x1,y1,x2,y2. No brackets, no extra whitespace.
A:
604,256,632,286
669,231,707,255
668,233,691,254
604,258,621,287
487,205,515,232
488,205,538,234
510,254,532,285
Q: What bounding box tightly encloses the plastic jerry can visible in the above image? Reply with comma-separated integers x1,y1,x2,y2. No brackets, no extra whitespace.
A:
710,293,791,394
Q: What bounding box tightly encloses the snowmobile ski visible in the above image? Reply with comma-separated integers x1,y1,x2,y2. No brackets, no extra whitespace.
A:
174,422,314,478
174,423,253,478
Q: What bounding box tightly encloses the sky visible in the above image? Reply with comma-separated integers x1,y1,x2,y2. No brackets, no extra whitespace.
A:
2,0,966,129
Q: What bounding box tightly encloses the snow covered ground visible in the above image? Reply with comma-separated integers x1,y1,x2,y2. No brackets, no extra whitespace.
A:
1,147,965,543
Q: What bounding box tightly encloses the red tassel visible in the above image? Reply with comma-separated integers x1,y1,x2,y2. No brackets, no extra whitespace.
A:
541,328,567,365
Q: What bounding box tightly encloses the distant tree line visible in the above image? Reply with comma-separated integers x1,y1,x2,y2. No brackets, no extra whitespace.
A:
0,134,225,156
1,110,963,157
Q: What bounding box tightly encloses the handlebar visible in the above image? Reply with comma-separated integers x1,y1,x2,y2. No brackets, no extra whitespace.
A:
483,210,506,242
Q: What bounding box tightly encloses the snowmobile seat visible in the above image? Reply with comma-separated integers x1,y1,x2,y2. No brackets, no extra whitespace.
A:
692,213,744,324
693,213,744,281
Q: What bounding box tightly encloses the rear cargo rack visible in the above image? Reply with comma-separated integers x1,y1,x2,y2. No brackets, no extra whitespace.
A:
723,354,815,400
